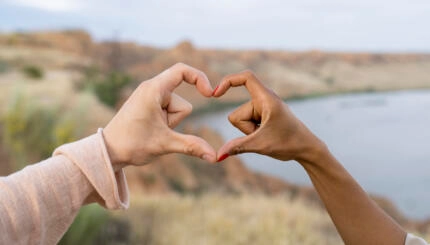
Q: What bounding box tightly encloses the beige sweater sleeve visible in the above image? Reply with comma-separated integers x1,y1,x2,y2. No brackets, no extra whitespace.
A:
0,129,129,245
406,234,429,245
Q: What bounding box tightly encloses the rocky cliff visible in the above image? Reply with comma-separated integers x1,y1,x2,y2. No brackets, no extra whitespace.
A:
1,30,430,111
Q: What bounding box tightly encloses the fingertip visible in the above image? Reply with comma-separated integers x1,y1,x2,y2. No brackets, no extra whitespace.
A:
198,72,214,98
212,81,229,98
168,63,214,97
216,153,230,162
199,82,214,98
186,134,217,162
216,143,231,159
212,85,219,97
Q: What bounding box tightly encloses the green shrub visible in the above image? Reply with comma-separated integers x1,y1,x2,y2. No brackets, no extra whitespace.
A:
93,72,131,107
59,204,109,245
1,95,85,170
82,67,132,108
168,178,186,193
324,76,335,85
94,217,131,245
22,65,44,79
0,59,8,74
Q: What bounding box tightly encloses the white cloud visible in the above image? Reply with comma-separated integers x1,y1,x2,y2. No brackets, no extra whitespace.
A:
2,0,430,51
8,0,83,12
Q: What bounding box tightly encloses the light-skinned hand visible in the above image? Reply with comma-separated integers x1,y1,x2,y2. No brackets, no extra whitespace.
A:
103,63,217,170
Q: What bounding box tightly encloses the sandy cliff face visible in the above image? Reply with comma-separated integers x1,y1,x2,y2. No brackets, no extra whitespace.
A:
2,30,430,111
0,30,93,55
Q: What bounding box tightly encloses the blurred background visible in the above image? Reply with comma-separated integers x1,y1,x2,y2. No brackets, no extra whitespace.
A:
1,1,430,244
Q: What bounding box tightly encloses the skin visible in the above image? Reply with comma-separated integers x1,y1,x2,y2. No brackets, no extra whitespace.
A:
102,63,406,244
103,63,217,170
213,70,407,245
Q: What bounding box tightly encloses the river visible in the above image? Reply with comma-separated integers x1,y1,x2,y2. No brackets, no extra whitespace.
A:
191,90,430,220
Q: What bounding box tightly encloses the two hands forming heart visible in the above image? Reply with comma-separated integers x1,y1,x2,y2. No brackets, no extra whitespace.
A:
103,63,411,245
102,63,410,245
103,63,325,171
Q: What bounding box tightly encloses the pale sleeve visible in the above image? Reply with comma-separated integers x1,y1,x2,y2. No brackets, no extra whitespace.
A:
406,234,429,245
0,128,129,245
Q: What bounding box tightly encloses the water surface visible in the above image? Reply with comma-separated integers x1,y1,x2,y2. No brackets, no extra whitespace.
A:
191,90,430,219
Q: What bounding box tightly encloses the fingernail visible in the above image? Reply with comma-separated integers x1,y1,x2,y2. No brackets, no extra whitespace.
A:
212,85,219,96
202,154,212,162
217,153,229,162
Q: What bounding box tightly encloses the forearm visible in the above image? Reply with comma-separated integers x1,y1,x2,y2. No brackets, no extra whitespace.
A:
299,145,406,245
0,130,129,245
0,156,93,244
213,70,415,244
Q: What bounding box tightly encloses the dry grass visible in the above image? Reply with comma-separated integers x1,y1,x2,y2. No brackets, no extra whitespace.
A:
108,194,430,245
112,194,343,245
0,69,114,136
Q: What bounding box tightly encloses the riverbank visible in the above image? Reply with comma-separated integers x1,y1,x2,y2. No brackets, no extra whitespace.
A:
192,88,430,117
190,89,430,220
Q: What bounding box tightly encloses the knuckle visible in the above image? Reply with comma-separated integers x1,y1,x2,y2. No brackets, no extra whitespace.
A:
221,74,231,82
242,69,256,79
228,113,236,123
197,71,207,80
174,62,186,68
221,73,236,84
232,145,244,155
171,62,187,73
183,140,198,155
191,72,202,84
222,75,232,86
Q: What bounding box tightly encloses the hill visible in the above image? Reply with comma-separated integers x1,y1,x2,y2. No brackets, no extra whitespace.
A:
1,30,430,111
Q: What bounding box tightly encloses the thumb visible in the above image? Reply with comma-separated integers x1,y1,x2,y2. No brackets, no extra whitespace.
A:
217,135,256,162
167,131,217,163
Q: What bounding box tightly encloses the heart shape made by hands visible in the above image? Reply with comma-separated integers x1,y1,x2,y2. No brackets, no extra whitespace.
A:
106,63,302,168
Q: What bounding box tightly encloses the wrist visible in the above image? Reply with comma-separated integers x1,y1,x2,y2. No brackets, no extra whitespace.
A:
295,138,330,168
101,127,128,172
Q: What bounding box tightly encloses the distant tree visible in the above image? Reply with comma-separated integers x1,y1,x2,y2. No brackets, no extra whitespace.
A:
22,65,44,79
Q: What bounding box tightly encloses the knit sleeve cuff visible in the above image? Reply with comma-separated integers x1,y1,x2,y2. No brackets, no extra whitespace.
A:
53,128,129,210
405,233,428,245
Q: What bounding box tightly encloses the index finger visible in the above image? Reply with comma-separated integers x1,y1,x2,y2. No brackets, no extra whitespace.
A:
157,63,213,97
212,70,269,99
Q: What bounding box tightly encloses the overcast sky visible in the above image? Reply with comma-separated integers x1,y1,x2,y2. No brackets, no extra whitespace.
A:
1,0,430,52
